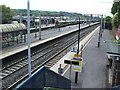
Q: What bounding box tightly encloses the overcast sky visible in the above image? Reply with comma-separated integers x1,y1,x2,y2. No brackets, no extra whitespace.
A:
0,0,114,16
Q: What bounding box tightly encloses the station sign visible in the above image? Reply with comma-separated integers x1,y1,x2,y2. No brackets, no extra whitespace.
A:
64,54,83,72
72,55,83,72
64,60,79,66
72,65,82,72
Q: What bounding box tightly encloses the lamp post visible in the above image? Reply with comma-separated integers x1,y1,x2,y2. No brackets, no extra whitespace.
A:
75,17,80,84
20,13,22,23
104,15,106,30
39,13,41,40
100,15,103,38
98,15,103,48
77,17,80,55
27,0,31,77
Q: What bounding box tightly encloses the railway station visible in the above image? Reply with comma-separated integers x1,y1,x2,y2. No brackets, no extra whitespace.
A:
0,0,120,90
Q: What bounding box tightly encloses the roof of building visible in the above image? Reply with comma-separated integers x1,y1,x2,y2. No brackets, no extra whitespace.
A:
106,40,120,56
0,23,26,33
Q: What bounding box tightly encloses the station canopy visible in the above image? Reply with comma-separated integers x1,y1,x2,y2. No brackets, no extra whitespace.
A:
106,40,120,56
0,23,26,33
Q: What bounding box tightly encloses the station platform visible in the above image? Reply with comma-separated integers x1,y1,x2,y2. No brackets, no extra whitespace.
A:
50,27,113,88
1,23,97,59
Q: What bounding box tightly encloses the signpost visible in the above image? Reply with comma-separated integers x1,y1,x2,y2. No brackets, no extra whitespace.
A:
64,17,84,84
64,54,83,83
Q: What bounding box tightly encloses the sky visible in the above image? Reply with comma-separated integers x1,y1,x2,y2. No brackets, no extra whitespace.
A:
0,0,114,16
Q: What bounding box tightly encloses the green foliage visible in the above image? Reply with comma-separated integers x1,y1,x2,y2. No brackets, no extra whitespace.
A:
111,1,120,15
111,2,119,15
0,5,16,24
105,16,112,22
111,1,120,31
13,9,83,17
112,13,118,30
14,9,27,16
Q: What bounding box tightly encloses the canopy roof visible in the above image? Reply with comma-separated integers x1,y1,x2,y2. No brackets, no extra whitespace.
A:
0,23,26,33
106,40,120,56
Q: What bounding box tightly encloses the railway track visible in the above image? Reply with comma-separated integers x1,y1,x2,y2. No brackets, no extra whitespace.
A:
1,24,99,89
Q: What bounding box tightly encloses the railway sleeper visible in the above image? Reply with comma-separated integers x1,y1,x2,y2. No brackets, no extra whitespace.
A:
15,64,23,68
1,73,8,76
11,66,20,70
44,65,51,68
3,70,12,74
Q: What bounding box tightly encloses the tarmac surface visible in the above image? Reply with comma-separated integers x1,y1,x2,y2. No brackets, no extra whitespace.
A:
62,29,113,88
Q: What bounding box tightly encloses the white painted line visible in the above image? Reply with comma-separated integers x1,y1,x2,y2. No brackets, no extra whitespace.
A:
62,65,70,76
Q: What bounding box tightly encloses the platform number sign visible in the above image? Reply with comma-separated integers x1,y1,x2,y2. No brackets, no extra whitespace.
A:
72,54,83,72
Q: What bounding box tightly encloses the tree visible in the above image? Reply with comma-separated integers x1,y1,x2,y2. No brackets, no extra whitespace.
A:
111,2,119,15
105,16,112,22
0,5,16,24
112,13,118,29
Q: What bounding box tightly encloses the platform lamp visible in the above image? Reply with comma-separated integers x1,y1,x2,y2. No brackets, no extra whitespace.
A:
46,12,49,26
75,17,80,84
103,15,106,30
27,0,32,77
20,13,22,23
39,13,41,40
98,15,103,48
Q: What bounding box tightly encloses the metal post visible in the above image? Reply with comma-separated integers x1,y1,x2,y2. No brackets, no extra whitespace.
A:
69,60,72,80
77,17,80,54
112,56,115,86
58,64,63,75
98,15,103,48
100,15,103,37
27,0,31,77
90,14,92,25
20,13,22,23
81,45,83,56
39,13,41,40
104,15,106,30
46,15,48,26
75,17,80,84
88,14,90,26
54,15,56,30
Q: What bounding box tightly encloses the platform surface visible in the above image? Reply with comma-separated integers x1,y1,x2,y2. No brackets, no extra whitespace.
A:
51,28,113,88
1,23,96,59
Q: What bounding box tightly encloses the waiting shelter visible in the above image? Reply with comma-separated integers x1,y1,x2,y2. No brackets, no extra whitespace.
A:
0,23,26,48
106,40,120,86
